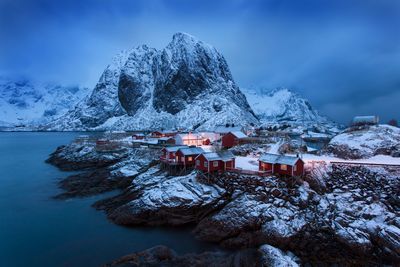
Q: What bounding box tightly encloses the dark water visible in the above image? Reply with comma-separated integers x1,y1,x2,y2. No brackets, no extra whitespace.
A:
0,132,215,267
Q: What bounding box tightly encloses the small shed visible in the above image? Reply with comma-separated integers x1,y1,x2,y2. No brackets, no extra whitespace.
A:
222,131,248,148
195,151,235,173
132,133,145,140
175,147,204,167
158,137,176,145
151,130,177,138
258,153,304,176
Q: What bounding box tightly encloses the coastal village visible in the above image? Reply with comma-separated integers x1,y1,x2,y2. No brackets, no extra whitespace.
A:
76,115,400,182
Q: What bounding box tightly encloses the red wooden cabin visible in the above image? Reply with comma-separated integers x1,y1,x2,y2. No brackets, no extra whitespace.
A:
160,146,188,162
132,133,145,140
152,130,177,138
258,153,304,176
221,131,247,148
195,151,235,174
175,147,204,167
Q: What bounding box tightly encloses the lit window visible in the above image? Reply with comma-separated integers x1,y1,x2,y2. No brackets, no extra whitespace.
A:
196,160,200,166
181,157,184,162
213,161,218,167
281,164,287,171
294,165,297,171
188,156,192,161
204,161,208,167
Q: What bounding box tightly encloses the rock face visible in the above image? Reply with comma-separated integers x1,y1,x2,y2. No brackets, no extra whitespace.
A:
105,245,262,267
0,76,88,128
327,124,400,159
46,33,257,131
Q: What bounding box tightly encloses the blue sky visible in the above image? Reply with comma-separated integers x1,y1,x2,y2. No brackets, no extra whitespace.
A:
0,0,399,123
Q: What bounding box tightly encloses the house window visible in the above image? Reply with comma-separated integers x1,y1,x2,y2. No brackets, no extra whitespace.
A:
213,161,218,167
204,161,208,167
175,156,179,161
281,164,287,171
196,160,200,166
294,165,297,172
188,156,193,161
181,157,184,162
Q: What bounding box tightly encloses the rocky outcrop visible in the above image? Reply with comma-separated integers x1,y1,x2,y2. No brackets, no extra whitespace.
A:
327,124,400,159
105,245,262,267
97,168,228,226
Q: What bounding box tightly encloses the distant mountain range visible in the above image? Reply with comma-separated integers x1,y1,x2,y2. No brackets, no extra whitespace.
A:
0,77,88,127
0,33,337,132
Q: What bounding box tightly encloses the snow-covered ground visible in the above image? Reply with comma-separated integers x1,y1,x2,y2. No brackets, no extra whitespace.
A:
302,153,400,165
235,156,260,171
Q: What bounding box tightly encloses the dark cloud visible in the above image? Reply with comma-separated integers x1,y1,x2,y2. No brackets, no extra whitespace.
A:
0,0,399,123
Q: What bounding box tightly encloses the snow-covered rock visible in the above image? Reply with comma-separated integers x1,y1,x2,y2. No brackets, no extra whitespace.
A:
259,244,300,267
46,33,257,131
107,169,228,226
0,77,88,127
327,124,400,159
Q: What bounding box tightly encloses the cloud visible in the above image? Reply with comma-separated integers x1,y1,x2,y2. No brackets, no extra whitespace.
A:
0,0,399,123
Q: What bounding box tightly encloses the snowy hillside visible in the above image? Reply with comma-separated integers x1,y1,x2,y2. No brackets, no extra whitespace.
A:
327,124,400,159
45,33,258,131
0,77,88,127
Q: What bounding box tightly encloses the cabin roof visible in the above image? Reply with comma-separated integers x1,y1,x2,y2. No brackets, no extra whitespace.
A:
178,147,204,156
229,131,247,138
259,153,302,166
199,151,235,162
164,145,187,152
159,137,174,141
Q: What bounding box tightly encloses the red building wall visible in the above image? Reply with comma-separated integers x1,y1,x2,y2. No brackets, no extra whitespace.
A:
259,160,304,176
176,151,199,166
195,154,235,173
221,132,238,148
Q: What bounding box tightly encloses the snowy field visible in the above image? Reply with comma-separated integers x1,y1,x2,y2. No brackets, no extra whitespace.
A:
302,153,400,165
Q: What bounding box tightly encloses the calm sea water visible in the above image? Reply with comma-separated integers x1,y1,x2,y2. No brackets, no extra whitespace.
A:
0,132,215,267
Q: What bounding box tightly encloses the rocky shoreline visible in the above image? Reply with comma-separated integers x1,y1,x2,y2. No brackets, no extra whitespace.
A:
47,142,400,266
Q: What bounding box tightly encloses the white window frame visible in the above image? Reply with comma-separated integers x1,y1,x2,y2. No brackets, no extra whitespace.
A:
196,160,200,166
213,161,218,167
204,161,208,167
281,164,287,171
294,165,297,171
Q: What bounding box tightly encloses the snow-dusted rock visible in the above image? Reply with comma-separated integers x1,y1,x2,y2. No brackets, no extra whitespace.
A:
258,244,299,267
106,169,228,226
327,124,400,159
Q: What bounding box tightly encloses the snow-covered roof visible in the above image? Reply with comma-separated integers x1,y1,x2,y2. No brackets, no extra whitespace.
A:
259,153,302,166
164,145,187,152
178,147,204,156
230,131,247,138
199,151,235,161
159,137,174,141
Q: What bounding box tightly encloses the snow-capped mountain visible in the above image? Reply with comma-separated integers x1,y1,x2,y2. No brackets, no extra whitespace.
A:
243,87,339,133
47,33,257,131
0,77,88,127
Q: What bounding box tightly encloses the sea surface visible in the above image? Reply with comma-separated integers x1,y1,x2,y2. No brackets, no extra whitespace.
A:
0,132,215,267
